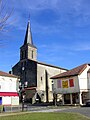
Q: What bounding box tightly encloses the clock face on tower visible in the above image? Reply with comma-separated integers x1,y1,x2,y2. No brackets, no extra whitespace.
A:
22,67,25,71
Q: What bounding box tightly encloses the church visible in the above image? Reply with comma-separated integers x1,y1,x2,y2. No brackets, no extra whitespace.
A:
12,20,67,104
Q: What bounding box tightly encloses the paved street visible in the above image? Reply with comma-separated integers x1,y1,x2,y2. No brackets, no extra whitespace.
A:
1,105,90,118
28,106,90,118
59,107,90,118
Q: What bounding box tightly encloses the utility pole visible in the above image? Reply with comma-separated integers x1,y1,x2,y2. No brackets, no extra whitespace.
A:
45,70,49,103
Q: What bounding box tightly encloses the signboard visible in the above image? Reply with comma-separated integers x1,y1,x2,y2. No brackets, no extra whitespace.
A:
69,79,74,87
57,79,74,89
57,80,61,88
62,80,68,88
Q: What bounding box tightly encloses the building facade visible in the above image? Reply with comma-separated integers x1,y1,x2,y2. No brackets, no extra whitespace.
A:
12,20,67,103
51,63,90,105
0,71,19,105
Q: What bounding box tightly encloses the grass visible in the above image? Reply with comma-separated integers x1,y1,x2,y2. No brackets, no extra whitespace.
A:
0,112,90,120
0,105,4,113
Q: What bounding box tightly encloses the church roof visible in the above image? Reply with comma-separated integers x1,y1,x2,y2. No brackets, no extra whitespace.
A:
51,63,90,79
0,71,19,78
12,60,68,71
24,21,36,48
37,61,68,71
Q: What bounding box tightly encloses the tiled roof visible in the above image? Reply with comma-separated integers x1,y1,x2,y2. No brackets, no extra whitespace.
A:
37,61,68,71
12,59,68,71
51,63,89,79
25,87,36,90
0,71,19,78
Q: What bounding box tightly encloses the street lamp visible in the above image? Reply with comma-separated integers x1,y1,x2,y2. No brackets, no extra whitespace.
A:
19,81,28,111
52,80,57,106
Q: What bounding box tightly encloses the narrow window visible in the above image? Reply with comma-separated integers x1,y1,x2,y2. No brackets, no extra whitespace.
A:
41,77,42,81
25,50,27,58
21,51,23,59
32,51,33,59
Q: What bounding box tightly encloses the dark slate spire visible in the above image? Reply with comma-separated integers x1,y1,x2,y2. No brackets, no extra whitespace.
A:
24,21,33,45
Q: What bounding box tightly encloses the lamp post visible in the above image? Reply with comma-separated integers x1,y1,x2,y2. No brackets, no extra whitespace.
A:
52,80,57,106
19,81,28,112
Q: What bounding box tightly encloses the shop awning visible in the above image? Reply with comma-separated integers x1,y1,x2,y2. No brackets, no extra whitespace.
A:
0,92,19,96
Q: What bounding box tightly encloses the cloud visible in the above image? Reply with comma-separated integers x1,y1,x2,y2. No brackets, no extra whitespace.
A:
38,41,90,56
11,0,90,20
8,0,90,52
71,42,90,51
37,40,90,67
9,0,90,34
65,42,90,51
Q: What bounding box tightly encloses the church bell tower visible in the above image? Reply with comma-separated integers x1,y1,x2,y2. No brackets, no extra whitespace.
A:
12,19,37,87
20,20,37,61
18,20,37,86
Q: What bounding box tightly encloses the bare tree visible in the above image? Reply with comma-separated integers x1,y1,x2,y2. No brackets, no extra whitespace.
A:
0,0,13,31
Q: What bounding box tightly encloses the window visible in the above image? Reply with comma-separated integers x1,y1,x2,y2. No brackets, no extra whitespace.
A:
20,50,23,60
25,50,27,58
32,51,33,59
41,77,42,81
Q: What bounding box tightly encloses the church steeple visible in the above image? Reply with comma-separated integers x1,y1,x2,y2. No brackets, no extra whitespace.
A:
24,21,33,45
20,20,37,61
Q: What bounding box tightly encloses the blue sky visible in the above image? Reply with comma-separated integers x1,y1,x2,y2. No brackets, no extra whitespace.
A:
0,0,90,72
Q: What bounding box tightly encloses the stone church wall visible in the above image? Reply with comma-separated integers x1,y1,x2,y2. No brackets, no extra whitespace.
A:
12,59,37,87
37,63,67,102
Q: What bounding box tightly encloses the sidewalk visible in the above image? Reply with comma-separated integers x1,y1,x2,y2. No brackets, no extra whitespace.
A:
0,111,30,117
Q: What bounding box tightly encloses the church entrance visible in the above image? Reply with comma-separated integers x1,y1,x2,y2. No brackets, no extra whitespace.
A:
36,93,41,103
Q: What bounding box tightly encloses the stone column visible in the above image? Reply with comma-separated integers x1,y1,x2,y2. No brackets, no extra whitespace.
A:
62,94,64,105
70,93,73,105
79,92,82,105
53,93,57,106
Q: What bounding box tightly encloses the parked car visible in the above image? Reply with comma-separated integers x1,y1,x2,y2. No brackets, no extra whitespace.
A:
85,100,90,107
